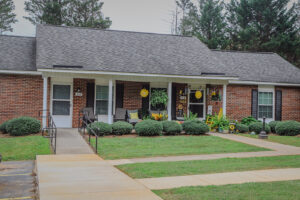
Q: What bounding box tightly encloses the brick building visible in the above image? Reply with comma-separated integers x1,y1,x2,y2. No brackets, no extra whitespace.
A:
0,25,299,128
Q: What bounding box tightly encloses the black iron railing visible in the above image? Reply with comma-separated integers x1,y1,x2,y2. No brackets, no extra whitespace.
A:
39,110,57,154
78,111,99,153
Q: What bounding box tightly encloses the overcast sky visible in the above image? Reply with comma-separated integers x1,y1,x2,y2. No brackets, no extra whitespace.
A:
7,0,297,37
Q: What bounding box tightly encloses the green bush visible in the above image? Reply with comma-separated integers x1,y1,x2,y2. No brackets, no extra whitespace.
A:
241,116,258,126
275,121,300,136
112,121,133,135
162,121,182,135
182,120,209,135
0,120,10,134
268,121,279,133
87,122,112,136
135,120,163,136
249,122,270,134
6,117,41,136
236,123,249,133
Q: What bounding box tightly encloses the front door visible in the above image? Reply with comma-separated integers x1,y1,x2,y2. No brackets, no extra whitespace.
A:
189,89,205,120
51,84,72,128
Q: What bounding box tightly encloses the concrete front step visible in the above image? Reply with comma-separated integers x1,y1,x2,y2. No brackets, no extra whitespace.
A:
36,154,162,200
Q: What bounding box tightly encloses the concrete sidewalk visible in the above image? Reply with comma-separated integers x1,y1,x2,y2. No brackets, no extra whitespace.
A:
36,154,162,200
137,168,300,190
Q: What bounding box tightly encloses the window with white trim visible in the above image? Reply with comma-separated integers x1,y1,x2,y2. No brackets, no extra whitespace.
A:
258,92,273,118
96,86,108,115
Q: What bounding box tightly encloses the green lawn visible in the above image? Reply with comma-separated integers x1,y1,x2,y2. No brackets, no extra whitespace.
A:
154,180,300,200
0,136,51,161
91,135,269,160
242,134,300,147
117,155,300,178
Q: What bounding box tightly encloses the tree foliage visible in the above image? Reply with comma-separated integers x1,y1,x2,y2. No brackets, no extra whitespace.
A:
24,0,111,29
0,0,17,34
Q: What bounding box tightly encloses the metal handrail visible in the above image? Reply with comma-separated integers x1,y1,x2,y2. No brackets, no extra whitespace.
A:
78,110,99,153
39,110,57,154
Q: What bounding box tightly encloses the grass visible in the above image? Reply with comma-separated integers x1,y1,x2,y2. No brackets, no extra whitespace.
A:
91,135,269,160
0,135,51,161
117,155,300,178
153,180,300,200
242,134,300,147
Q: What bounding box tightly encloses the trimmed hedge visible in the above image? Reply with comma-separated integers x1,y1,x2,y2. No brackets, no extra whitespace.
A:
6,117,41,136
135,120,163,136
249,122,270,134
269,121,279,133
182,120,209,135
236,123,249,133
241,116,258,126
87,122,112,136
112,121,133,135
162,121,182,135
0,120,9,134
275,121,300,136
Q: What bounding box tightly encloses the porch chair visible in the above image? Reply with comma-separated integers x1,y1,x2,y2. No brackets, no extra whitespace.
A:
114,108,126,122
81,107,98,123
126,109,141,125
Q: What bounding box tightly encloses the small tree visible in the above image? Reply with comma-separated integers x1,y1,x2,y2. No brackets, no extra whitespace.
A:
150,89,168,111
0,0,17,34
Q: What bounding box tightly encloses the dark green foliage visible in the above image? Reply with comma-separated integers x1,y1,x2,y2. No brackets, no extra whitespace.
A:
0,0,17,34
162,121,182,135
135,120,163,136
0,120,9,134
275,121,300,136
241,116,258,126
236,123,249,133
87,122,112,136
269,121,280,133
249,122,270,134
182,120,209,135
112,121,133,135
6,117,41,136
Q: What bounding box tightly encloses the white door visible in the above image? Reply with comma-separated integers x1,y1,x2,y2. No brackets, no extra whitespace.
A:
189,89,205,120
51,84,73,128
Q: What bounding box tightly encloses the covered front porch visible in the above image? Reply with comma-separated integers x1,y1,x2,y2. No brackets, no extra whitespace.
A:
41,70,234,128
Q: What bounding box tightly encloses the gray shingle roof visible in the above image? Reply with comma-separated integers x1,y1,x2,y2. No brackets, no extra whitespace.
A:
0,35,36,71
212,50,300,84
36,25,228,76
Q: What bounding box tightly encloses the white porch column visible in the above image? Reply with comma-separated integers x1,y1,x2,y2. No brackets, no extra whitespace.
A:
42,76,48,128
108,79,113,124
167,82,172,121
223,84,227,116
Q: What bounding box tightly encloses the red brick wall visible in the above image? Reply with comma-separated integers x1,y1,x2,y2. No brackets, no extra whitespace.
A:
121,81,144,110
226,84,258,121
276,86,300,121
72,78,94,127
206,85,223,115
0,74,43,124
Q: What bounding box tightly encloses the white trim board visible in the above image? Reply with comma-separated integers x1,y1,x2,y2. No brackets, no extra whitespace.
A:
229,80,300,87
0,70,42,75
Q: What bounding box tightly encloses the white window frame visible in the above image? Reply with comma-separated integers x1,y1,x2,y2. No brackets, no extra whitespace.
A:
188,85,206,120
95,85,109,115
258,86,275,122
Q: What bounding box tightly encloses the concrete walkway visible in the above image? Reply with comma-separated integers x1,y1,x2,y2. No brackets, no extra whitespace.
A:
108,133,300,165
137,168,300,190
37,129,162,200
56,129,94,154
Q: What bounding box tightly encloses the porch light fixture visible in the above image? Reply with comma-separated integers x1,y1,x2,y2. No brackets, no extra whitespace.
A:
76,88,81,93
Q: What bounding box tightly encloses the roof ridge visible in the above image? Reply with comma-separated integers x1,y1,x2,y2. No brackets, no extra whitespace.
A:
211,49,275,54
38,24,193,38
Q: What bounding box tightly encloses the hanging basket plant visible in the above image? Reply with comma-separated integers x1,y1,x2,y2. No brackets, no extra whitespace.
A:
150,89,168,110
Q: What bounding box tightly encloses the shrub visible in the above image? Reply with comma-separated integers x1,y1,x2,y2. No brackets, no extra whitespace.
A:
112,121,133,135
182,120,209,135
6,117,41,136
249,122,270,134
162,121,182,135
87,122,112,136
236,123,249,133
241,116,258,126
268,121,279,133
275,121,300,136
135,120,163,136
0,120,9,134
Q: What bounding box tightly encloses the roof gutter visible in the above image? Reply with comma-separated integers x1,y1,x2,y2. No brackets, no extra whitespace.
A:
229,80,300,87
0,70,42,75
37,69,239,80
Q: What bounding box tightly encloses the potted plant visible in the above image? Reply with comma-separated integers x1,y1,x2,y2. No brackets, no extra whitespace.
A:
150,89,168,112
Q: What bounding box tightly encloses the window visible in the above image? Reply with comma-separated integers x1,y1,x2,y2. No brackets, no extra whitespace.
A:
258,92,273,118
96,86,108,115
